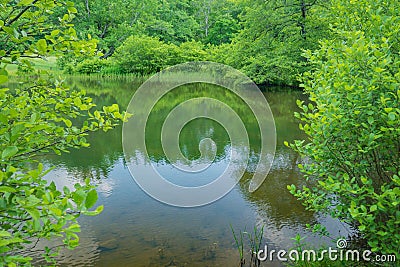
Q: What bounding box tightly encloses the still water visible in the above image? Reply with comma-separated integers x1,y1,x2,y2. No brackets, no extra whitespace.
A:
26,77,348,266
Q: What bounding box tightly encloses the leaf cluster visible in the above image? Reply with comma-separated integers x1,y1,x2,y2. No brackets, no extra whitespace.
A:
288,0,399,256
0,0,128,264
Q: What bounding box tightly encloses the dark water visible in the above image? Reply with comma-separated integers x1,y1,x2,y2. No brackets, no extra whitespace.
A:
23,77,348,266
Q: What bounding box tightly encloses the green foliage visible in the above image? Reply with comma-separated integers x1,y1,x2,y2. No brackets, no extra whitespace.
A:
0,0,97,67
288,0,400,257
230,224,264,267
60,0,241,58
75,58,112,74
111,35,177,75
55,0,242,73
177,41,208,62
287,234,346,267
221,0,329,85
246,225,264,267
146,0,200,44
111,35,208,75
52,0,157,58
230,225,245,265
0,0,127,264
205,13,239,45
48,0,331,85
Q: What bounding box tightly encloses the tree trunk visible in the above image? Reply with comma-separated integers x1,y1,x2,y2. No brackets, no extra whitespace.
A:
85,0,90,18
100,46,115,59
300,0,307,39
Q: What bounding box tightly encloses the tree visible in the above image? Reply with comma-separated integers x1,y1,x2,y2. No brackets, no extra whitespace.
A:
146,0,201,44
192,0,241,44
224,0,329,85
50,0,160,59
288,0,399,256
205,13,239,45
0,0,126,264
58,0,241,61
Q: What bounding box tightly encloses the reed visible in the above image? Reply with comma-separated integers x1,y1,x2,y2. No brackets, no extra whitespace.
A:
230,224,246,267
247,225,264,267
230,224,265,267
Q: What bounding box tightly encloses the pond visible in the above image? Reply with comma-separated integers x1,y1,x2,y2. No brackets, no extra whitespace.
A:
23,76,348,266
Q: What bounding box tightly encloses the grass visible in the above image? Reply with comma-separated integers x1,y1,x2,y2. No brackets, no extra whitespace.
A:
66,72,147,81
231,224,246,267
230,224,265,267
6,56,60,75
4,56,149,81
247,225,264,267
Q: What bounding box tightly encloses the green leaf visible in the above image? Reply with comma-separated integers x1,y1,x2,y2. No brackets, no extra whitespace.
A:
0,230,11,237
2,146,19,159
96,205,104,214
67,6,77,13
82,205,103,216
0,237,24,247
36,39,47,53
18,0,34,5
361,177,368,184
388,112,396,121
0,75,8,84
26,208,40,221
73,97,82,106
284,141,289,147
64,119,72,127
85,190,98,209
72,189,85,205
66,223,81,233
51,30,60,36
0,186,17,193
2,26,13,35
0,114,8,124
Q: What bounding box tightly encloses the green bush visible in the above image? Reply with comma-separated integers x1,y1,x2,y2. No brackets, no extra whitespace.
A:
111,35,209,75
178,40,208,62
56,54,76,71
111,35,179,75
288,0,399,257
0,0,125,264
75,58,111,74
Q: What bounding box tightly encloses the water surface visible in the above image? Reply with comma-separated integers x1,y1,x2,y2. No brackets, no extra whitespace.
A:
26,77,348,266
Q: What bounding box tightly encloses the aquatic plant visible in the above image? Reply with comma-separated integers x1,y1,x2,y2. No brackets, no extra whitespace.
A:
231,224,265,267
230,224,246,266
247,225,264,267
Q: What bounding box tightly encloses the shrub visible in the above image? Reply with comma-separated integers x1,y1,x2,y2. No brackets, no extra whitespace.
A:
111,35,179,75
111,35,210,75
75,58,111,74
177,40,208,62
0,0,125,264
288,0,399,256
